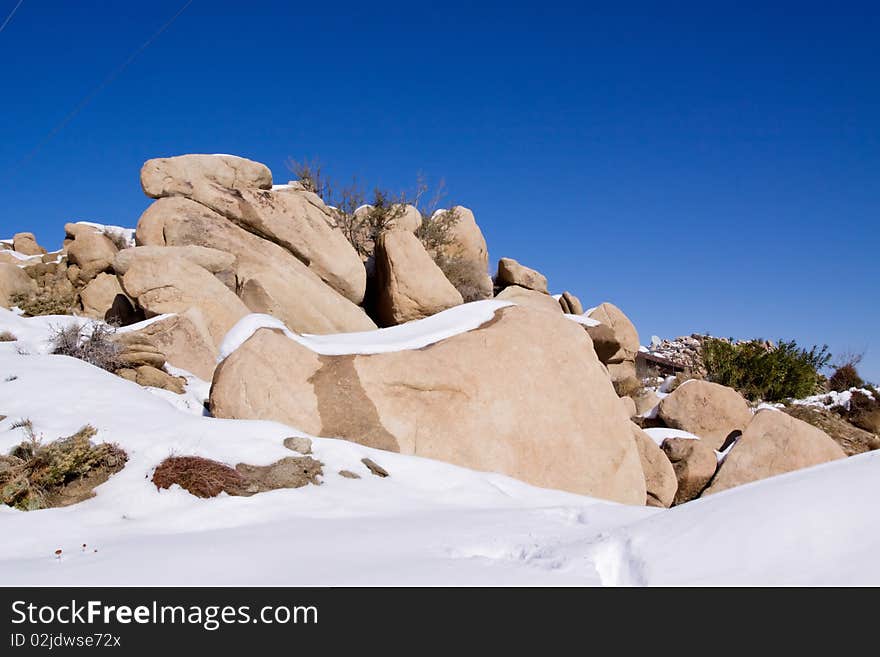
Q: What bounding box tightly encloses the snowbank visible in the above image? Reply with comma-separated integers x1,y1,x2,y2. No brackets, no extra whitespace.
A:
218,300,514,361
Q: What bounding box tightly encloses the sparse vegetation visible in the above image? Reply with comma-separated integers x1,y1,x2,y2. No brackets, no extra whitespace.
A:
828,352,865,392
50,323,123,373
701,337,831,402
0,331,16,342
0,425,126,511
152,456,244,498
10,287,77,317
837,388,880,434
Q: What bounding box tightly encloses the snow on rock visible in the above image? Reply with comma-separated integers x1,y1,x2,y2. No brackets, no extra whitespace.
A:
642,427,702,446
71,221,136,249
563,313,601,328
218,300,514,361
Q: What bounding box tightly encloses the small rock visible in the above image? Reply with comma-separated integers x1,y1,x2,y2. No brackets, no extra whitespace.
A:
283,436,313,455
338,470,360,479
361,458,389,478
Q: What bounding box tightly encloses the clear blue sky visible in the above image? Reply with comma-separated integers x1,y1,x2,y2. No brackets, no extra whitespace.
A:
1,1,878,380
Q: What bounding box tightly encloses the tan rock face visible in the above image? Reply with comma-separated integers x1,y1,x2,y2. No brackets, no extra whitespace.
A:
438,206,492,297
136,197,376,334
140,154,272,199
658,380,753,450
559,291,583,315
155,179,365,304
586,302,639,363
113,245,235,275
495,285,562,314
632,388,661,417
661,437,718,505
0,263,37,308
211,305,646,504
389,204,422,233
702,410,846,496
79,273,125,319
496,257,548,293
129,308,218,381
632,424,677,507
67,233,118,283
120,253,249,347
13,233,46,256
374,231,463,326
585,323,620,363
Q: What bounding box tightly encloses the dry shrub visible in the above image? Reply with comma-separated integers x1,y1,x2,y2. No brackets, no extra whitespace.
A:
1,425,126,511
613,375,644,398
434,254,489,302
0,331,16,342
10,288,77,317
152,456,244,498
828,358,864,392
837,389,880,434
50,323,123,372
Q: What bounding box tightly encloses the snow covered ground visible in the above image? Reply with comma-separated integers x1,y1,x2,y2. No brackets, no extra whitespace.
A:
1,309,879,586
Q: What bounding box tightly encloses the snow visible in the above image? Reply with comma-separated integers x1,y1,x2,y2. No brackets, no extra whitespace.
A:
72,221,135,249
1,310,879,586
564,313,601,327
792,388,876,411
642,427,701,446
218,300,513,361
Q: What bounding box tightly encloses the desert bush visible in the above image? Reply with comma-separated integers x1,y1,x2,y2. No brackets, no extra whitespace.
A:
701,337,830,402
828,364,864,392
50,323,123,372
613,375,645,398
286,157,332,199
10,287,77,317
152,456,244,498
0,425,126,511
0,331,16,342
432,254,486,302
837,389,880,434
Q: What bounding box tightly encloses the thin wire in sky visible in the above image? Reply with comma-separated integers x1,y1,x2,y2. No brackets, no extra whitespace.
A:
0,0,25,35
18,0,195,166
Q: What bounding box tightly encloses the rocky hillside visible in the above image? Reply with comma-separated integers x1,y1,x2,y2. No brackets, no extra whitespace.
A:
1,153,877,518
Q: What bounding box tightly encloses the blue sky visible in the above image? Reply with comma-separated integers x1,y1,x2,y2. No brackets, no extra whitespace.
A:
1,1,878,380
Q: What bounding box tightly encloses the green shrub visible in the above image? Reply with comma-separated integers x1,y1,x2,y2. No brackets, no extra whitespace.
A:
701,337,830,401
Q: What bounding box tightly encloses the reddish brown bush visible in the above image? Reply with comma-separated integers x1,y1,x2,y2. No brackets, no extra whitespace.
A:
152,456,244,498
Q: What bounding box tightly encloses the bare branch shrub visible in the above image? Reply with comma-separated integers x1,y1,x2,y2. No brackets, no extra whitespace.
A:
50,323,123,373
152,456,244,498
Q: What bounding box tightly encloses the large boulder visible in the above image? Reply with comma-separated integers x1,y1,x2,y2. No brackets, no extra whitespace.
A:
140,154,272,198
657,380,752,450
437,206,492,297
374,231,462,326
661,437,718,505
0,263,37,308
586,302,639,363
79,273,126,319
67,232,118,283
127,308,218,381
120,253,249,347
136,197,376,334
12,233,46,256
149,176,365,304
495,285,562,314
495,257,548,293
632,424,677,508
210,305,646,504
114,245,235,276
702,410,846,496
584,323,620,363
